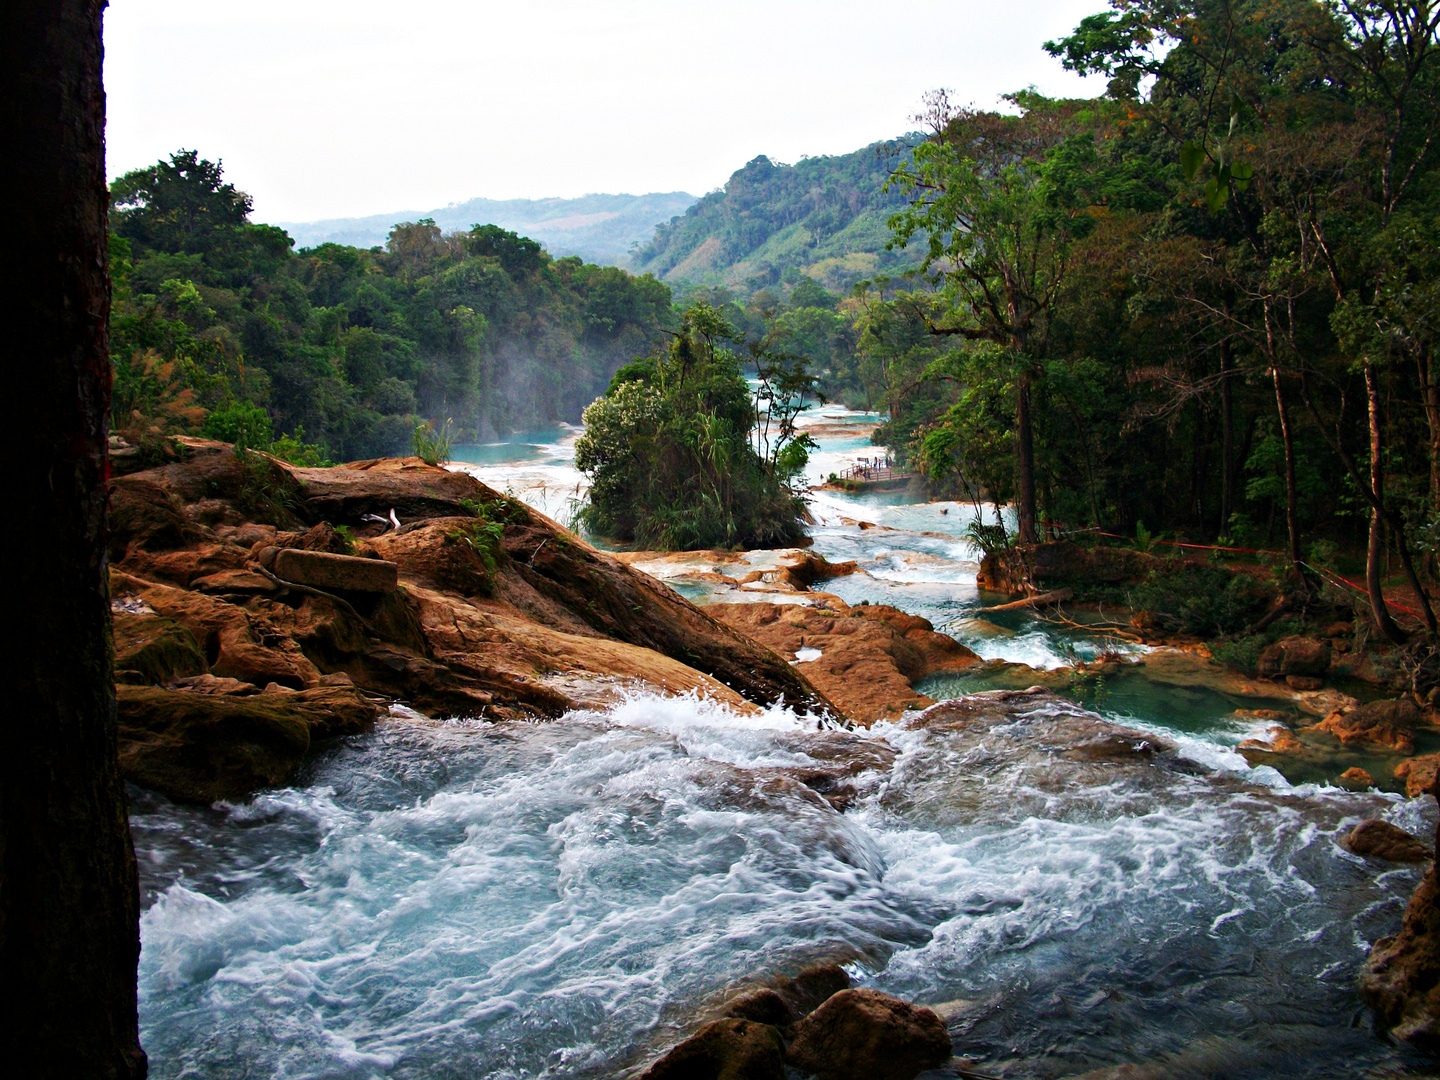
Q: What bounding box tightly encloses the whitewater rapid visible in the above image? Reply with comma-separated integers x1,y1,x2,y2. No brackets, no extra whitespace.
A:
131,403,1434,1077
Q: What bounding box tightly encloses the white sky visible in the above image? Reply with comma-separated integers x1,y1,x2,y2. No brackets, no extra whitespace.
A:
103,0,1107,223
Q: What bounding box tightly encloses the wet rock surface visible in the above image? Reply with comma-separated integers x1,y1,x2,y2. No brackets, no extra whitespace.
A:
116,680,379,803
1313,698,1421,753
107,443,837,802
785,988,951,1080
636,1018,787,1080
1343,819,1432,863
710,601,979,724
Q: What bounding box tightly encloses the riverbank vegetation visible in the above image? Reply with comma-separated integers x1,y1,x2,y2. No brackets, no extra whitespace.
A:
108,151,673,461
755,0,1440,644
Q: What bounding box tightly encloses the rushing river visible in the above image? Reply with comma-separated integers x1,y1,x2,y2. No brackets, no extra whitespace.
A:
133,405,1436,1077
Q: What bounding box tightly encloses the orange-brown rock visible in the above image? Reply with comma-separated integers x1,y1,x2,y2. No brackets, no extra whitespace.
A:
1344,819,1431,863
273,548,399,593
1363,836,1440,1048
637,1018,786,1080
105,444,837,802
1259,636,1332,678
1237,726,1305,755
785,988,952,1080
709,602,979,724
1313,699,1420,753
1339,766,1374,788
1397,754,1440,798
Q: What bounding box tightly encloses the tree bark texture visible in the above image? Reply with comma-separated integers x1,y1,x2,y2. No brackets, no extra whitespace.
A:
1367,363,1406,644
1270,364,1305,581
1219,340,1234,537
1,1,146,1076
1015,371,1038,544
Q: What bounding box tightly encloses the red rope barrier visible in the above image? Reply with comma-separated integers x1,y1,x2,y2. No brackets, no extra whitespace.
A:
1035,520,1427,620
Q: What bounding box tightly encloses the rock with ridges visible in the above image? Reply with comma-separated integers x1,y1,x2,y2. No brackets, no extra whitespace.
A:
1344,819,1432,863
638,1017,786,1080
785,988,951,1080
273,548,399,593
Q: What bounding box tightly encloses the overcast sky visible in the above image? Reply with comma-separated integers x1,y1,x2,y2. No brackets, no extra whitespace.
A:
103,0,1107,223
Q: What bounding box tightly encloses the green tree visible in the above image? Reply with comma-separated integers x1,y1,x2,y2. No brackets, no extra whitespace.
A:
575,303,812,549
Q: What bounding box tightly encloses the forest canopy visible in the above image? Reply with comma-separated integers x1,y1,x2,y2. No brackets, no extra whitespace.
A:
109,150,674,461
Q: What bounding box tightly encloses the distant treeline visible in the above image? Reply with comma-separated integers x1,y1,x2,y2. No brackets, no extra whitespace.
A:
109,151,673,460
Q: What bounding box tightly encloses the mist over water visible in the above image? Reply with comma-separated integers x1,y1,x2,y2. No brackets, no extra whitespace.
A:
134,404,1436,1077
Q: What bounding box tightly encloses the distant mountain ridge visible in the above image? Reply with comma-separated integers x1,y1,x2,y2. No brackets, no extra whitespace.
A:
274,191,698,267
632,136,923,294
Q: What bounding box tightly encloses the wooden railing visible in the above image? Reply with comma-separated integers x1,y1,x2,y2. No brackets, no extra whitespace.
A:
837,462,910,483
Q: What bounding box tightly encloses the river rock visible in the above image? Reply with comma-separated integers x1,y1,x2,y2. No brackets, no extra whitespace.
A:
711,602,978,724
1344,819,1432,863
637,1018,786,1080
1314,698,1420,753
1339,766,1374,788
116,681,379,802
107,444,840,803
273,548,399,593
785,988,951,1080
1363,853,1440,1049
112,606,208,686
1398,754,1440,798
1258,636,1331,678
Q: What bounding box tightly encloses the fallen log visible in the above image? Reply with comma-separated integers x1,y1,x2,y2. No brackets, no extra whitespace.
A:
984,588,1073,613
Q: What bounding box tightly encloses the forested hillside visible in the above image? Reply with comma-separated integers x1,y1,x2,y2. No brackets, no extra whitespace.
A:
109,152,673,460
631,139,922,293
278,191,698,266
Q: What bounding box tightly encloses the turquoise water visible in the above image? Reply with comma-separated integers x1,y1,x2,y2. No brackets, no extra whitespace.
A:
131,408,1436,1078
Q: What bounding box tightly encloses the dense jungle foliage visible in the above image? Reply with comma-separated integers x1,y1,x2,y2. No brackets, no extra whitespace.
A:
108,151,673,461
721,0,1440,638
631,139,923,293
574,303,817,549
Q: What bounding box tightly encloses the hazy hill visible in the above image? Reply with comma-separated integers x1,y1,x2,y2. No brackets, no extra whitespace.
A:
275,191,698,266
631,137,922,294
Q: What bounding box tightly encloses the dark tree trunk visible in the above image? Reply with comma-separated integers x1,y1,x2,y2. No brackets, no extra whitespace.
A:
2,2,146,1077
1368,363,1407,644
1271,364,1305,581
1219,339,1235,537
1016,371,1038,544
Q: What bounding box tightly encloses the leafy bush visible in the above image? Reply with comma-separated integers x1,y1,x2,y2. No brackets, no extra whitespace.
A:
412,419,455,466
204,400,272,449
1127,562,1269,637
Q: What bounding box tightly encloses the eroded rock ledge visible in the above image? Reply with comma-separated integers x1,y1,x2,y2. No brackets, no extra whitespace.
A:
109,439,836,802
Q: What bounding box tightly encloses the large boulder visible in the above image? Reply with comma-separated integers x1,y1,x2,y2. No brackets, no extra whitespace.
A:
1258,636,1332,678
1363,855,1440,1049
723,963,853,1027
111,605,208,686
637,1018,786,1080
1314,698,1420,753
785,988,951,1080
1398,754,1440,799
287,456,488,522
116,680,379,803
1344,819,1432,863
